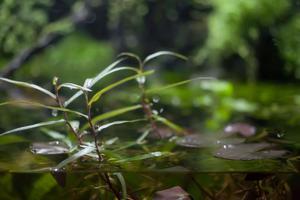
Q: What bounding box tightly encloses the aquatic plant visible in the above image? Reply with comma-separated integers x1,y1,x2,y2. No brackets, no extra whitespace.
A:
0,51,213,199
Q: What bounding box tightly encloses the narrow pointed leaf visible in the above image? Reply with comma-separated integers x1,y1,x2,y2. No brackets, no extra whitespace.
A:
153,115,185,134
96,119,145,133
0,119,65,136
58,83,92,92
118,52,142,67
89,70,154,105
0,77,56,99
56,146,94,169
0,100,88,119
146,77,215,94
143,51,187,65
64,58,126,107
64,66,138,107
114,173,127,199
81,104,142,131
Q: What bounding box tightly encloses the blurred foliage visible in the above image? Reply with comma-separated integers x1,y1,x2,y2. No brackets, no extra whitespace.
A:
196,0,290,79
277,14,300,79
0,0,52,54
14,33,114,83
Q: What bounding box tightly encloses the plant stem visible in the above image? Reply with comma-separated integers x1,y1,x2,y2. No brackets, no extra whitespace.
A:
139,79,161,138
54,81,82,144
99,173,121,200
84,92,103,162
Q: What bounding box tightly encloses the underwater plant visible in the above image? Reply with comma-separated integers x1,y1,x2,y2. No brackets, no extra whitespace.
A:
0,51,214,199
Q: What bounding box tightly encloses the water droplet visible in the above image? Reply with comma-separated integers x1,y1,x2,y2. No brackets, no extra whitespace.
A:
52,110,58,117
151,152,162,156
152,96,160,103
136,76,146,84
152,110,158,115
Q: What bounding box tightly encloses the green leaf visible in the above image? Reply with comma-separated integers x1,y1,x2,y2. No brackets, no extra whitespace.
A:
114,173,127,199
143,51,188,65
146,77,215,94
63,59,131,107
96,119,145,133
118,52,142,68
56,146,94,169
114,151,172,163
28,173,57,200
88,70,154,105
0,77,56,99
0,119,65,136
58,83,92,92
153,115,185,134
0,100,88,119
80,104,142,131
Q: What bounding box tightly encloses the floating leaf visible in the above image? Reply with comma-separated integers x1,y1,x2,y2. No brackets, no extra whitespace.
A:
224,123,256,137
0,77,56,99
58,83,92,92
30,141,69,155
114,151,172,163
177,134,215,148
146,77,215,94
55,146,94,169
89,70,154,105
153,186,191,200
143,51,188,65
177,134,245,148
80,104,142,131
0,119,65,136
214,143,288,160
0,100,88,119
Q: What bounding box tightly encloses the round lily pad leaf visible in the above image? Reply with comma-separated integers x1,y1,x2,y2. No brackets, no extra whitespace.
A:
214,142,288,160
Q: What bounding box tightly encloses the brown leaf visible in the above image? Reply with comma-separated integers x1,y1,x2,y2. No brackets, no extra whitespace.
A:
153,186,191,200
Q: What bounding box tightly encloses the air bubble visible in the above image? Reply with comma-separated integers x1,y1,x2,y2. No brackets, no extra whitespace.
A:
136,76,146,84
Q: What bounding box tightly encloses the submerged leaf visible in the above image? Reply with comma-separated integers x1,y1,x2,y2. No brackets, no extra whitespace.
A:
214,143,288,160
153,186,191,200
30,141,69,155
0,119,65,136
143,51,188,65
0,77,56,99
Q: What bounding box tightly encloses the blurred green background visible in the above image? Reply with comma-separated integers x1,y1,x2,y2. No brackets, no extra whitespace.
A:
1,0,300,131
